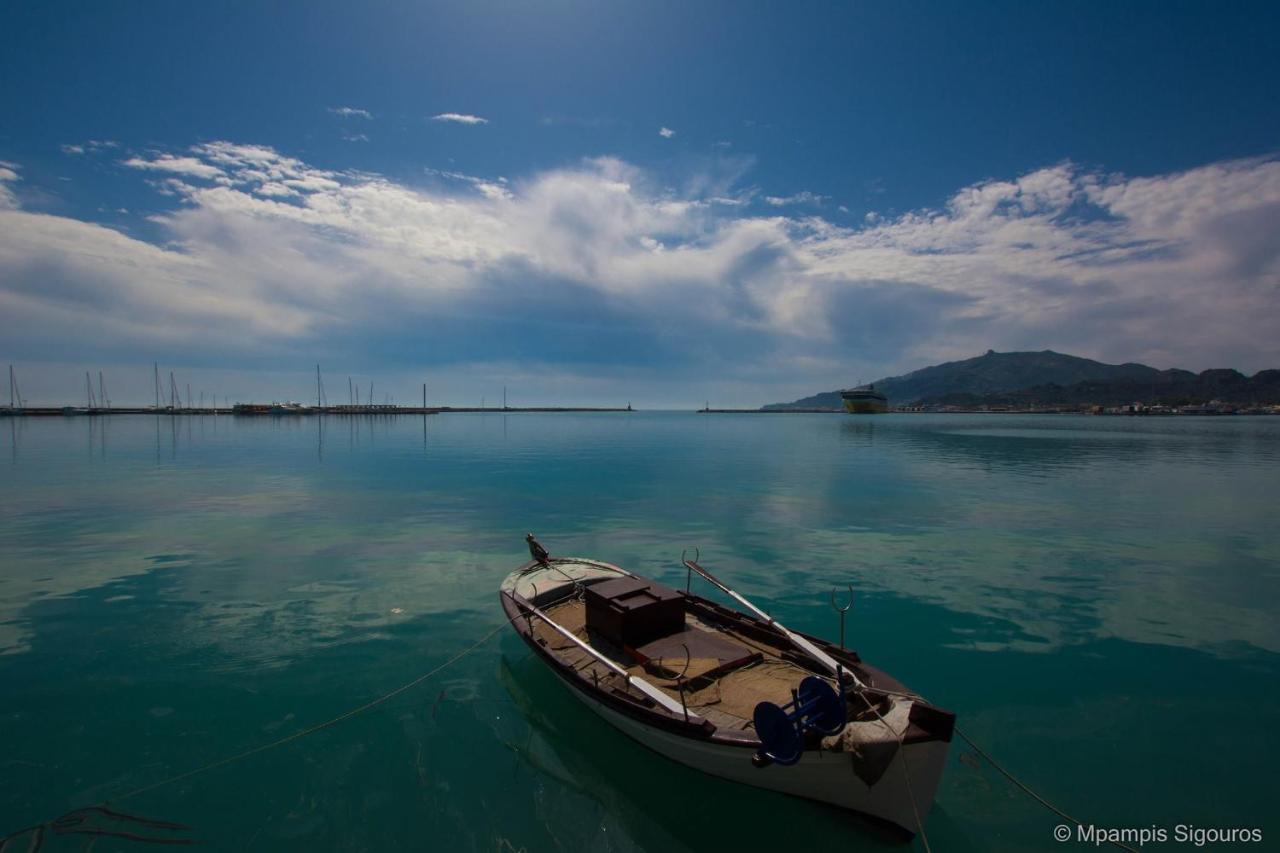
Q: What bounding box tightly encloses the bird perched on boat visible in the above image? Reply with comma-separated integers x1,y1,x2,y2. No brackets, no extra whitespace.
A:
526,533,550,564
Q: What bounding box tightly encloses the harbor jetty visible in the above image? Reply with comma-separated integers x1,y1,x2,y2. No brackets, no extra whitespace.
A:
0,364,633,417
1,405,633,417
698,407,841,414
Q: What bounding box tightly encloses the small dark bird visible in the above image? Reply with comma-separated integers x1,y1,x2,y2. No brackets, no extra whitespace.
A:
526,533,550,564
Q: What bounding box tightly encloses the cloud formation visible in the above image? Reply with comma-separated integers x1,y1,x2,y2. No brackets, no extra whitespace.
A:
1,143,1278,403
328,106,372,119
122,153,225,180
0,162,19,209
659,127,675,138
430,113,488,125
764,191,825,207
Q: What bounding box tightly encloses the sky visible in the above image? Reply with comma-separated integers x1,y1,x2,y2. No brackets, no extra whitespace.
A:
1,1,1278,408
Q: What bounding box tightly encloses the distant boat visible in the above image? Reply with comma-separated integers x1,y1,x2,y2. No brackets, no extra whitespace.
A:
500,539,954,836
840,384,889,414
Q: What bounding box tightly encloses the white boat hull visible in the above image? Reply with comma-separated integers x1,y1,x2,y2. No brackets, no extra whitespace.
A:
563,668,948,834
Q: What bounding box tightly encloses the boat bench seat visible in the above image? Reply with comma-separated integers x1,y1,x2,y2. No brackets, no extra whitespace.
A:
634,628,761,680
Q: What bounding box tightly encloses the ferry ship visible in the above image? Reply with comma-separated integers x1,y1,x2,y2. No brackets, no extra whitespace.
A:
840,384,889,414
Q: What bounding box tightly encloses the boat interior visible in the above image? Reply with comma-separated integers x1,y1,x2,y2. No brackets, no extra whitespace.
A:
516,567,895,736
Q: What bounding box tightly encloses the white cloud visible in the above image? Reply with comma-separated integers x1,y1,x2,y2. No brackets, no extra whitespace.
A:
431,113,488,125
123,154,225,180
764,191,825,207
62,140,118,156
341,132,370,143
658,127,676,138
0,163,18,210
424,167,511,200
328,106,372,119
1,143,1278,393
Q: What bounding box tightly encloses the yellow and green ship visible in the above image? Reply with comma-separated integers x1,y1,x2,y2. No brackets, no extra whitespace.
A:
840,384,889,414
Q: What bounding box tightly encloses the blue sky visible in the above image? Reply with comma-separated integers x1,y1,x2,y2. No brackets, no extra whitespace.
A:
2,1,1278,406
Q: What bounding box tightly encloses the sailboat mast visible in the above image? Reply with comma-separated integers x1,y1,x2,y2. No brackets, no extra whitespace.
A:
99,371,107,410
8,365,13,409
154,363,160,410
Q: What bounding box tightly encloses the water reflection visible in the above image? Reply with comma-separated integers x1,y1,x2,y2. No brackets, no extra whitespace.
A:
493,652,930,852
0,412,1276,850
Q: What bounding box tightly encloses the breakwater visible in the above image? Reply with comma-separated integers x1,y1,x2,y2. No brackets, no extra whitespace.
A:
0,406,633,417
698,408,842,414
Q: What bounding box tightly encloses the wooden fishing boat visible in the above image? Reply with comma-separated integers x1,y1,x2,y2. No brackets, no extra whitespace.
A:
499,536,955,837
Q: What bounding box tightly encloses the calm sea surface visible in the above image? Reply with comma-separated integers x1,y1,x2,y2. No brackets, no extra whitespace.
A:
2,412,1277,851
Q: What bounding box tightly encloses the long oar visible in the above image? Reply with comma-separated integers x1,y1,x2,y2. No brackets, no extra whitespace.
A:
682,557,864,687
504,591,702,722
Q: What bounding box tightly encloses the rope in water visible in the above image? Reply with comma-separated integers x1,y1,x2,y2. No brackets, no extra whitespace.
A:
5,613,1141,853
853,691,933,853
109,623,506,805
954,726,1138,853
853,685,1139,853
0,623,506,847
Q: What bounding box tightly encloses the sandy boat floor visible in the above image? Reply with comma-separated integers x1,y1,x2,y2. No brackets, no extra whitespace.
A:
531,596,830,732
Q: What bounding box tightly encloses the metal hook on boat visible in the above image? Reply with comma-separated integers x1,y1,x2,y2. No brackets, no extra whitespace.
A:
681,547,700,593
675,642,692,722
830,585,853,650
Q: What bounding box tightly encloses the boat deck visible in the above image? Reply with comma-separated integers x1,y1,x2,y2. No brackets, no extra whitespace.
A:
533,596,825,732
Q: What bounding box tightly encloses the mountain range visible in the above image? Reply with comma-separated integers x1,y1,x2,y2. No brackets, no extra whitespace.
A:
763,350,1280,409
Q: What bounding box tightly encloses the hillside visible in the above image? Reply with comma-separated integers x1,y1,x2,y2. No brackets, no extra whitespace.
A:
764,350,1168,409
923,368,1280,408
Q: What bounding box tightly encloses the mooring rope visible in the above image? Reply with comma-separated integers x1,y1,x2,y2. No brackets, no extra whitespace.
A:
954,726,1138,853
854,689,1141,853
1,623,506,848
854,691,933,853
110,623,506,804
5,616,1144,853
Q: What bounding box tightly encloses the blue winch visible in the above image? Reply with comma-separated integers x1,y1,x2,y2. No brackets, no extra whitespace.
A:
752,676,847,767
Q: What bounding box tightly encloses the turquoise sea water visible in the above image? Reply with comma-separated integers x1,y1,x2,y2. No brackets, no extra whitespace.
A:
1,412,1277,851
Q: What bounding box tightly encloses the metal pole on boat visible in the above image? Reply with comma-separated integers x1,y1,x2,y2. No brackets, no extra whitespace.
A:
831,586,853,650
682,548,700,594
682,556,860,686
